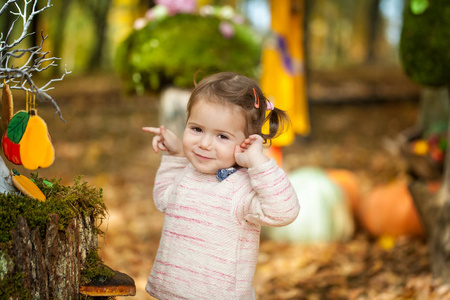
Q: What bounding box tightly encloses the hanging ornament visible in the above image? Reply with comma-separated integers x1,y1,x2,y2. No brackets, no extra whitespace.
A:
19,109,55,170
1,90,55,170
2,81,14,130
2,131,22,165
20,92,55,170
2,110,29,165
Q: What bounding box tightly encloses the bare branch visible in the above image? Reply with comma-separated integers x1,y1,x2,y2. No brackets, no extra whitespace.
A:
0,0,19,16
0,0,67,121
0,67,70,122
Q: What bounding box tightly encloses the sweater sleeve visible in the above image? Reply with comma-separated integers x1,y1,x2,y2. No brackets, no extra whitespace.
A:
232,159,300,227
153,155,189,212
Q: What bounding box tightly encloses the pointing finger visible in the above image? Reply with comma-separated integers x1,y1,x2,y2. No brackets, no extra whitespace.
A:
142,127,161,134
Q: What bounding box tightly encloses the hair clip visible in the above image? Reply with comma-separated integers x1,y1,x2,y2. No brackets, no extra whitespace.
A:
253,88,260,108
266,101,274,111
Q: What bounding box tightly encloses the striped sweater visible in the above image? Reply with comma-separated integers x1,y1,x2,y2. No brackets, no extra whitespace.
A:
146,155,300,299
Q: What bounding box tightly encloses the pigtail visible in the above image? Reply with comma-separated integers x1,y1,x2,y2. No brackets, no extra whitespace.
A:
261,107,291,144
250,87,291,144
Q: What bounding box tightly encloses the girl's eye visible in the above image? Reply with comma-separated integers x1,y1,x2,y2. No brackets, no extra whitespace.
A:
218,134,229,140
191,127,202,133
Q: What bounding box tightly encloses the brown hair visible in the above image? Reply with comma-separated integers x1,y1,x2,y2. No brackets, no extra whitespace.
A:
187,72,290,144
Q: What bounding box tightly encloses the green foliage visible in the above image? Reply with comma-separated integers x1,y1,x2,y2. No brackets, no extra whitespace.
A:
0,175,107,244
116,14,261,93
399,0,450,86
0,271,30,300
410,0,429,15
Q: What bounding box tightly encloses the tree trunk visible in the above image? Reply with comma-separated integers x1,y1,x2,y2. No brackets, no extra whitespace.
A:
417,86,449,132
9,213,97,299
409,85,450,283
51,0,74,76
409,172,450,283
365,0,381,63
86,0,112,71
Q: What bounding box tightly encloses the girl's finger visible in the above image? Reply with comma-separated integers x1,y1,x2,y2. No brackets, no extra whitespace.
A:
142,127,160,134
159,125,170,139
157,142,168,152
240,138,251,148
152,136,163,153
248,134,263,142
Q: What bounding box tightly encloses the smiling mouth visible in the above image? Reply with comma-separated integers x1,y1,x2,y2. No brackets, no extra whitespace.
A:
195,153,212,160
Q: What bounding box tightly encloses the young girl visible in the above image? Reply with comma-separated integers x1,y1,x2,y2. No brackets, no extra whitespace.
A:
142,72,300,299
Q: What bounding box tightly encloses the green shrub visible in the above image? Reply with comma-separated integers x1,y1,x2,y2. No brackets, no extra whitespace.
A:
400,0,450,86
116,13,261,93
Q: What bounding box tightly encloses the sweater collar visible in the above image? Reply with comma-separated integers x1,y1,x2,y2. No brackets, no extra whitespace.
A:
216,167,237,181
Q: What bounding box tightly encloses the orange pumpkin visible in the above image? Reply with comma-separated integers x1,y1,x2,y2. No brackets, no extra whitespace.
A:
359,180,424,237
326,169,361,217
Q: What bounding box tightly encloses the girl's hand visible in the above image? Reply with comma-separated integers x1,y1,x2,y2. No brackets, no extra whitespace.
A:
234,134,269,168
142,125,184,157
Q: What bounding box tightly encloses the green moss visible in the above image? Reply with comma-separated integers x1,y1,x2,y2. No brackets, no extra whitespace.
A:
400,0,450,86
0,175,107,243
116,13,261,93
0,175,108,299
0,271,30,300
81,249,115,286
80,250,116,300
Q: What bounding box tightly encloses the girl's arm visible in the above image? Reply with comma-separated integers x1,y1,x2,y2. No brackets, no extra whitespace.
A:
153,155,189,212
142,125,187,211
233,159,300,227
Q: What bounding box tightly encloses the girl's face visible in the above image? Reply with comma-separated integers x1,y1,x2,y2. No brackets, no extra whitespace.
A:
183,100,246,174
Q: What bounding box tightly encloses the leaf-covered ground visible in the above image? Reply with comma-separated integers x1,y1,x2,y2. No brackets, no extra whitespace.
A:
255,235,443,299
19,71,448,299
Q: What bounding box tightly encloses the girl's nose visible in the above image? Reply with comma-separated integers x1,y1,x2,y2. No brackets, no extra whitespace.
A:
199,135,213,150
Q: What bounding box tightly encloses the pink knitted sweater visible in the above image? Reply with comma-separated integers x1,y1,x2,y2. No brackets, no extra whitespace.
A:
146,155,300,299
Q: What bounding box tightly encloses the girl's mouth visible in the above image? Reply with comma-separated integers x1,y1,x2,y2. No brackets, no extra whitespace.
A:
194,152,212,160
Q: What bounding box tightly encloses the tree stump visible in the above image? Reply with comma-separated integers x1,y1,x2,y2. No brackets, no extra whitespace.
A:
0,175,136,299
408,179,450,283
9,213,97,299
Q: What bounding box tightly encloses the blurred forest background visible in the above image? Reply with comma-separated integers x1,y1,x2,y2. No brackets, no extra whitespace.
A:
3,0,447,299
0,0,405,75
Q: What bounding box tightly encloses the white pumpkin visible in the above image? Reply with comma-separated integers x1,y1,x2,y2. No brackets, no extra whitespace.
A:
263,167,354,243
